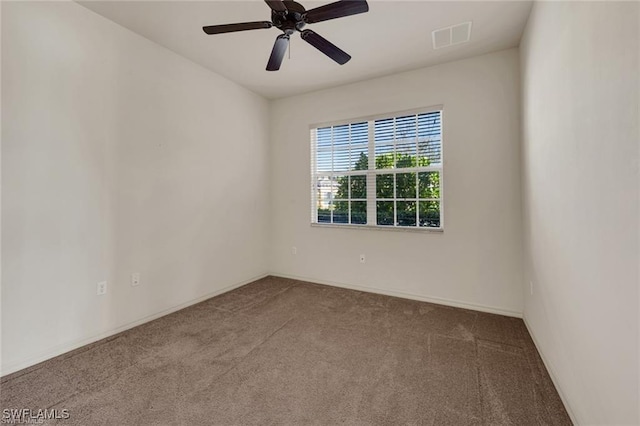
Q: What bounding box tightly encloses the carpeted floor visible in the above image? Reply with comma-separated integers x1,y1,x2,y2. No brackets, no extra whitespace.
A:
1,276,571,425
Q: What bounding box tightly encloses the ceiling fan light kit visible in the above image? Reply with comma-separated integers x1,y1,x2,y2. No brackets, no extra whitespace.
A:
202,0,369,71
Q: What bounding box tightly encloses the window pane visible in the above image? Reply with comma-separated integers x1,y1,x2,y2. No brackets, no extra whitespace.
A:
396,172,416,199
376,174,394,198
350,175,366,199
374,118,394,143
397,201,417,227
396,115,417,140
317,207,331,223
351,122,368,146
374,143,394,169
316,127,332,150
395,146,416,168
395,115,416,170
316,176,332,223
333,148,349,172
418,172,440,199
316,176,333,209
334,175,348,200
377,201,394,226
351,201,367,224
350,148,368,171
333,201,348,224
333,125,349,147
419,201,441,228
316,150,332,173
417,112,441,165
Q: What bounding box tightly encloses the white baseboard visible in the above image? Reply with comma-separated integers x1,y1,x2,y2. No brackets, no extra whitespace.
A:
270,272,523,318
1,273,268,377
2,272,522,377
522,317,579,425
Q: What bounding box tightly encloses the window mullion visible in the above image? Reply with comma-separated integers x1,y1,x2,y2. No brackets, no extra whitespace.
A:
367,120,376,226
393,174,397,227
330,127,334,224
415,116,419,227
415,171,419,227
348,176,352,224
311,130,316,223
393,118,397,226
348,125,351,225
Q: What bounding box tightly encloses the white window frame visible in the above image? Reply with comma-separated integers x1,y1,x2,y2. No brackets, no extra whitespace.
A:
310,105,444,232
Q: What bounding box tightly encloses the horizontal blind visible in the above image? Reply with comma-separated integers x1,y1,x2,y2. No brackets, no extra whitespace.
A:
311,109,442,229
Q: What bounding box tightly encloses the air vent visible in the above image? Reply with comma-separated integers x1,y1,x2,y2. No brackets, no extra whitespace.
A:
432,22,472,50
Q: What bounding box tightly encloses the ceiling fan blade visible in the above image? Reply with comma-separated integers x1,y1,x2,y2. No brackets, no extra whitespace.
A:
266,34,290,71
304,0,369,24
264,0,288,13
203,21,272,35
300,29,351,65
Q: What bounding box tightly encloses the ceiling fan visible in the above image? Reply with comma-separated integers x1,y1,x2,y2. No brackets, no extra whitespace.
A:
202,0,369,71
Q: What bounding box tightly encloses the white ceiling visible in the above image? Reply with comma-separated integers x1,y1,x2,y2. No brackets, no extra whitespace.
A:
78,0,532,99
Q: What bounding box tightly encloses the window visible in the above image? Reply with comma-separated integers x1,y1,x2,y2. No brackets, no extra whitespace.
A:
311,108,443,229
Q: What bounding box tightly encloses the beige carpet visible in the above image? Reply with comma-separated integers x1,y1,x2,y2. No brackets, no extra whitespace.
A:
1,276,571,425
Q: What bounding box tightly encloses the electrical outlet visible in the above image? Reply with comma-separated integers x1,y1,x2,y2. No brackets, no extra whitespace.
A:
530,280,534,295
292,246,297,255
360,254,366,263
131,273,141,287
97,281,107,295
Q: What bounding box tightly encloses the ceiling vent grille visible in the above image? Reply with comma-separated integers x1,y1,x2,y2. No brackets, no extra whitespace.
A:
432,22,472,50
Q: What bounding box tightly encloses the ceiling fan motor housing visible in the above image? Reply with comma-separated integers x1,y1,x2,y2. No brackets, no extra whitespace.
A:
271,1,307,34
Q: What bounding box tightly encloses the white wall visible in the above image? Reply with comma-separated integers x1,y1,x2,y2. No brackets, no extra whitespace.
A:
1,1,270,375
520,2,639,424
269,49,524,316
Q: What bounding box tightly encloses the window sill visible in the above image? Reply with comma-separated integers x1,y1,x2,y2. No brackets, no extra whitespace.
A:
310,223,444,233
